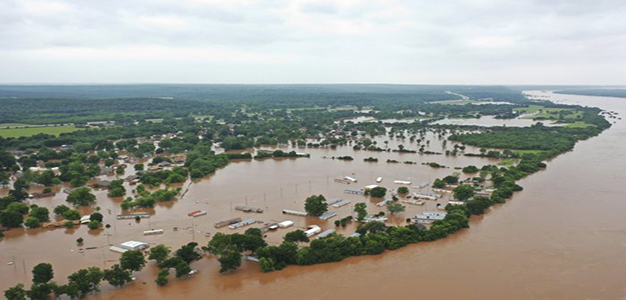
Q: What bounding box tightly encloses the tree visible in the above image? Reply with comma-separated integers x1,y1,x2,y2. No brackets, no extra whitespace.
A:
259,257,276,272
62,209,80,220
0,211,24,228
218,251,242,273
433,179,446,189
53,205,70,215
453,184,475,201
4,284,26,300
104,158,115,167
149,244,171,263
67,267,104,296
354,202,368,222
120,251,146,272
134,163,144,171
397,186,409,194
107,179,126,197
369,187,387,198
24,217,40,228
103,264,132,287
356,221,387,234
466,197,495,215
205,233,235,256
283,230,309,244
241,229,267,253
442,175,459,184
175,261,191,278
90,212,103,223
304,195,328,217
32,263,54,284
87,220,100,230
462,165,479,173
66,187,96,206
386,202,406,215
29,206,50,222
244,227,262,237
27,282,53,300
6,202,29,214
175,242,201,264
155,269,169,286
9,189,29,201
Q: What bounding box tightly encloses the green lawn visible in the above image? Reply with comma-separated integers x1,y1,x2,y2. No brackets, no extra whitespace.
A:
564,122,596,128
513,149,546,155
515,105,585,122
498,159,517,166
0,126,83,138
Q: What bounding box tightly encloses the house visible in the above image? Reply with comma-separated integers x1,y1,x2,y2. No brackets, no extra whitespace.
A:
413,211,447,224
31,192,55,198
278,220,294,228
93,180,111,189
120,241,149,251
319,211,337,220
317,229,336,238
157,161,172,168
100,167,114,175
304,225,321,237
80,215,92,224
125,175,139,182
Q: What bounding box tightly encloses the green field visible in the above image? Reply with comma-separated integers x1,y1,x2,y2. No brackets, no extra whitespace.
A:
0,123,43,128
564,122,596,128
0,125,83,138
513,149,546,155
498,159,517,166
430,99,480,105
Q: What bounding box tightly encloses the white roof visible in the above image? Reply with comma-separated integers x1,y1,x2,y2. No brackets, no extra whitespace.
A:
121,241,148,248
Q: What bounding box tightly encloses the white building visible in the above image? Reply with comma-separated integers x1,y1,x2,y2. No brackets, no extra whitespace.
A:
304,225,321,237
413,211,447,224
120,241,149,251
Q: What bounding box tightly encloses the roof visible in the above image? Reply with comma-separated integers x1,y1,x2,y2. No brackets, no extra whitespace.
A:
121,241,148,248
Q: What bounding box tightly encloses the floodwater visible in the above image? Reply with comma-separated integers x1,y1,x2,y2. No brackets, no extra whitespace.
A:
1,91,625,299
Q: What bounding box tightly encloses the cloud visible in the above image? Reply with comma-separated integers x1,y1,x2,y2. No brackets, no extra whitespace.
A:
0,0,625,84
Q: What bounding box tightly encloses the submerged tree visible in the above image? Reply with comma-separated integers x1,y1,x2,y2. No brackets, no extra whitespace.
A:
304,195,328,217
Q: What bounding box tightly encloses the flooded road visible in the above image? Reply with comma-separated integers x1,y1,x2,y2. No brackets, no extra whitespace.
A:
2,91,626,299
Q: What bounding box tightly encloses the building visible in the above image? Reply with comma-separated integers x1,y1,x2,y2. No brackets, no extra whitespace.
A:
278,220,294,228
120,241,149,251
317,229,336,238
319,211,337,220
304,225,321,237
413,211,447,224
394,180,412,185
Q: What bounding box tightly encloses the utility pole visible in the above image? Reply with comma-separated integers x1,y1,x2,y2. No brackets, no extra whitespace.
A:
192,218,195,242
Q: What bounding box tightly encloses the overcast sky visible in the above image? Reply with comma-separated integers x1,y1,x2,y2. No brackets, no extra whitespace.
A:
1,0,625,84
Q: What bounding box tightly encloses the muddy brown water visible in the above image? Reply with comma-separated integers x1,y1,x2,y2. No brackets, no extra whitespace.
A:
1,91,625,299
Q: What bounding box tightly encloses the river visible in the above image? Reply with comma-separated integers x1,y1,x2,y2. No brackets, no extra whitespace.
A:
1,91,625,299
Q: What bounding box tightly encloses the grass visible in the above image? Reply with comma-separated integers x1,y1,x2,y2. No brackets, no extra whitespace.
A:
564,122,596,128
513,149,546,155
0,123,32,127
0,125,83,138
498,159,517,166
515,105,583,121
